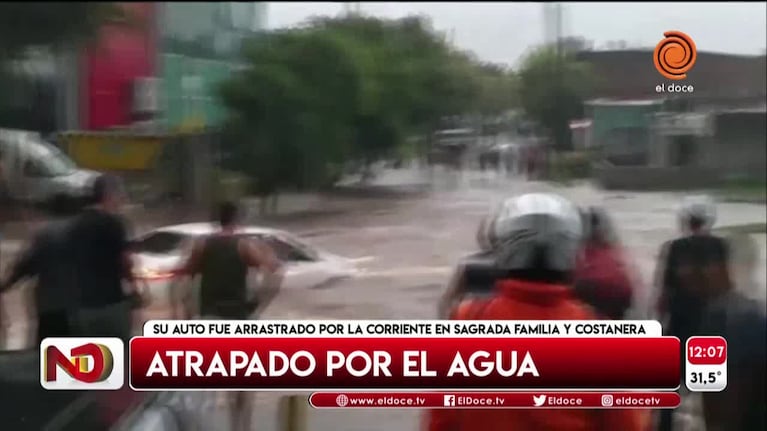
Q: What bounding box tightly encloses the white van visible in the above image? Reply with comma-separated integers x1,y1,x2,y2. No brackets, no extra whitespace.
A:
0,128,98,207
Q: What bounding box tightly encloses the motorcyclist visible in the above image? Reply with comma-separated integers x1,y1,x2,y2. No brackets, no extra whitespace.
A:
440,204,639,320
573,206,636,319
425,193,649,431
654,195,730,431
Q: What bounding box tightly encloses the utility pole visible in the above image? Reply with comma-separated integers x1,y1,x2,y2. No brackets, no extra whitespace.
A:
553,2,564,157
542,2,564,47
555,2,563,56
540,2,570,154
343,3,361,16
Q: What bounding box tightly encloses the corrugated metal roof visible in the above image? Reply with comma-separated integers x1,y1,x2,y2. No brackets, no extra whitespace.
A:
434,128,476,135
585,98,665,106
716,107,767,114
569,119,593,129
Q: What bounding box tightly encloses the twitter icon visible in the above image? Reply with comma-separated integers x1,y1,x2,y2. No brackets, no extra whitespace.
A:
533,395,547,407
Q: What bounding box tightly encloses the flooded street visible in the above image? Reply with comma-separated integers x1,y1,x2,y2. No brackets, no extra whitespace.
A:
2,169,765,430
264,170,766,321
248,169,766,431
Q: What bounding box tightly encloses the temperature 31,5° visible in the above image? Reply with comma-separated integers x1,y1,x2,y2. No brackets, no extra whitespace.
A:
689,370,722,386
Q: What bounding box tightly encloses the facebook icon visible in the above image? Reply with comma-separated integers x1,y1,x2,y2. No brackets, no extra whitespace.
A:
443,395,456,407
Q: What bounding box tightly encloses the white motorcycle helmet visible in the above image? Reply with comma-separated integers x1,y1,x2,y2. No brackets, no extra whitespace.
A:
678,194,717,231
490,193,583,279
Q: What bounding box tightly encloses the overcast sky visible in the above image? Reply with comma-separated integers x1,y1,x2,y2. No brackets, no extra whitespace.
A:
266,2,767,67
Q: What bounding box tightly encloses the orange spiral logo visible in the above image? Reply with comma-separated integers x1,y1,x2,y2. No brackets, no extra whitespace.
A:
654,31,697,81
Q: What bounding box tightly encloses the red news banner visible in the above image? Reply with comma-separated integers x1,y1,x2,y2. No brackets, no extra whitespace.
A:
131,320,680,391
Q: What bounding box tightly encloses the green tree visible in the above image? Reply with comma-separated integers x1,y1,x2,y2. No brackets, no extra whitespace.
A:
517,46,593,150
219,14,492,201
219,28,365,209
473,62,519,118
309,16,481,166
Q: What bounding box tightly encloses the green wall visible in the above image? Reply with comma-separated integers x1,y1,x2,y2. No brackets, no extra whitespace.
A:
590,102,664,144
158,2,265,131
585,101,665,165
161,54,233,131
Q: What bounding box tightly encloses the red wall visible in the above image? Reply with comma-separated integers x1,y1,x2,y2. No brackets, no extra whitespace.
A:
81,3,156,130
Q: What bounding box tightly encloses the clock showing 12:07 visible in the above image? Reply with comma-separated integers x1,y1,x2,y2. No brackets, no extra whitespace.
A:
685,336,727,392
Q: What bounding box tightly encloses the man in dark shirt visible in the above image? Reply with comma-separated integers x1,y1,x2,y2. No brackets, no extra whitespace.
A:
68,174,143,342
699,290,766,431
177,201,283,431
656,202,730,342
0,150,6,274
655,196,731,431
1,195,79,342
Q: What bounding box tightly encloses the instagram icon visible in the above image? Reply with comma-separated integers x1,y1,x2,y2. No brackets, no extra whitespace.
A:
601,395,614,407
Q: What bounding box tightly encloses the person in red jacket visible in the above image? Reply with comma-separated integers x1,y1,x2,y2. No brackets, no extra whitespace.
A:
425,193,649,431
573,207,636,319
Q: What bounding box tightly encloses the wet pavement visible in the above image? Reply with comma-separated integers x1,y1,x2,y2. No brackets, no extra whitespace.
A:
246,170,765,431
2,168,765,430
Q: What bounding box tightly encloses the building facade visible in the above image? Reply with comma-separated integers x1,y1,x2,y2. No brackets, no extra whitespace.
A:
0,49,58,133
0,2,160,133
575,50,767,110
584,99,665,165
650,109,766,180
157,2,268,132
4,2,268,134
80,2,159,130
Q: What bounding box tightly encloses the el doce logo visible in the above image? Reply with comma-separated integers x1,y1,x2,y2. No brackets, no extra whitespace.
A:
654,31,697,80
40,338,124,390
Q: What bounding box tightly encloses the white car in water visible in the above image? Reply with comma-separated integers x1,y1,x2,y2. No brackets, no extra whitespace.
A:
130,223,358,305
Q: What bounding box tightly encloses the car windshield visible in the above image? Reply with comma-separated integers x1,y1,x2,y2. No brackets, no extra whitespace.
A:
27,138,77,176
132,231,191,255
279,234,320,260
